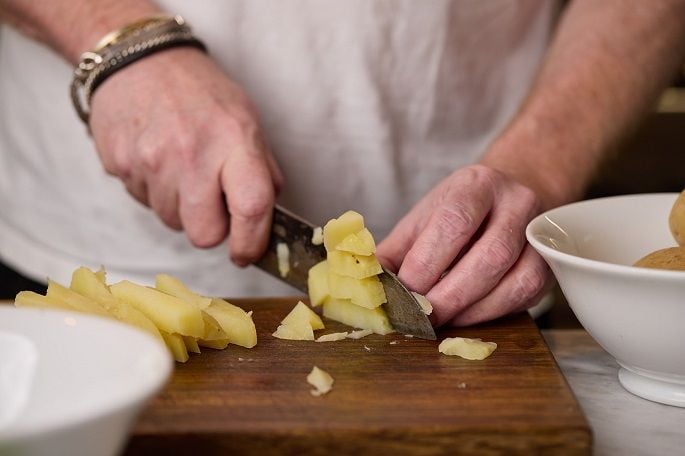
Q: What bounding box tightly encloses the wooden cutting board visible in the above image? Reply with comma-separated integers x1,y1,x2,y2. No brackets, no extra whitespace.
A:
123,297,590,455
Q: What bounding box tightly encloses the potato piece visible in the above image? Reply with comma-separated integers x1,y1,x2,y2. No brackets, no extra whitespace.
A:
634,246,685,271
327,251,383,279
282,301,324,330
71,267,164,344
110,280,204,338
323,211,365,251
669,190,685,246
438,337,497,360
322,297,394,335
307,260,330,307
155,274,212,309
311,227,324,245
328,272,386,309
277,242,290,278
46,280,113,319
161,332,189,363
346,329,373,340
273,322,315,341
411,292,433,315
315,332,348,342
182,336,201,354
307,366,334,396
335,228,376,256
204,298,257,348
15,291,71,312
198,338,230,350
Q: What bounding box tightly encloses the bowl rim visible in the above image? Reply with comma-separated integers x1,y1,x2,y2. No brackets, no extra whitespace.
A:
525,193,685,280
0,306,173,443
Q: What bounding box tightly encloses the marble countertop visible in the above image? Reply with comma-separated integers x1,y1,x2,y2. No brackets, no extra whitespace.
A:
543,330,685,456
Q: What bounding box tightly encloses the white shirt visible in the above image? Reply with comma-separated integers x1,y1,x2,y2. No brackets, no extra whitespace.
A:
0,0,557,296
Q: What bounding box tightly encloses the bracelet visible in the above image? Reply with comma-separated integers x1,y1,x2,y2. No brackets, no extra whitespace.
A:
70,15,207,124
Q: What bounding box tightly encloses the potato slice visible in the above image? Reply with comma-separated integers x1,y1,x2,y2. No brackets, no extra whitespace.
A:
198,338,230,350
311,227,324,245
327,251,383,279
110,280,204,338
282,301,324,330
15,291,72,312
46,280,113,319
161,332,189,363
438,337,497,360
315,332,348,342
203,298,257,348
322,297,394,335
410,292,433,315
307,260,330,307
346,329,373,340
70,267,164,344
155,274,212,309
307,366,334,396
277,242,290,278
335,228,376,256
182,336,201,354
273,322,315,341
328,272,386,309
323,211,365,251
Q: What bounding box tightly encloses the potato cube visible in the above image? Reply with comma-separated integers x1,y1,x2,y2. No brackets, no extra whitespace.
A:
335,228,376,256
438,337,497,360
323,211,365,251
273,322,314,341
307,260,330,307
328,273,386,309
327,251,383,279
322,297,394,335
110,280,204,338
203,298,257,348
282,301,324,330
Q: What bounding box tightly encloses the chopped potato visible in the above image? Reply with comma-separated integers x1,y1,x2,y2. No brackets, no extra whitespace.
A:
204,298,258,348
198,338,230,350
411,292,433,315
335,228,376,256
438,337,497,360
346,329,373,340
307,260,330,307
15,290,72,312
323,297,394,335
161,332,190,363
328,272,386,309
110,280,205,338
323,211,365,251
307,366,334,396
46,280,113,319
155,274,212,309
315,332,348,342
273,322,315,341
327,251,383,279
276,242,290,278
281,301,324,330
311,226,324,245
183,336,201,354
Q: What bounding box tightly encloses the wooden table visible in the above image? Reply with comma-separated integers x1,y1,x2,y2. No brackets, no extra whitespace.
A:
123,298,590,455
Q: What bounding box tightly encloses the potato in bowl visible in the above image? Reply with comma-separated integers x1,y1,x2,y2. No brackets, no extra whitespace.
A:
526,193,685,407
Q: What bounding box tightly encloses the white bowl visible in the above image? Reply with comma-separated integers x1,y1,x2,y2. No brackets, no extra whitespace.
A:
0,306,172,455
526,193,685,407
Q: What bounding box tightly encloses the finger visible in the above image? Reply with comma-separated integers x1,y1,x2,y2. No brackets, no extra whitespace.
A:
448,245,553,327
144,149,183,231
396,181,494,295
222,143,275,266
122,176,149,207
263,145,285,195
427,191,537,326
375,207,426,273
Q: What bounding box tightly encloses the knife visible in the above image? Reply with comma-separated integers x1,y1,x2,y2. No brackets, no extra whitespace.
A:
254,205,437,340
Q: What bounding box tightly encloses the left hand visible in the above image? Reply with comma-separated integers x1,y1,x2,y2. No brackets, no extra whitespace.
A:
376,164,553,327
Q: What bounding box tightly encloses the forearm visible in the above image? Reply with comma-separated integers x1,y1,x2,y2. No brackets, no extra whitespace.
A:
0,0,162,63
481,0,685,209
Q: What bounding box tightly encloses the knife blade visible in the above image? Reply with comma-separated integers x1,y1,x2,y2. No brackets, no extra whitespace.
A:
254,205,437,340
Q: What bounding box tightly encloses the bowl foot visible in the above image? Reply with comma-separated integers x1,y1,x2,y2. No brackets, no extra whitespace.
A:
618,367,685,408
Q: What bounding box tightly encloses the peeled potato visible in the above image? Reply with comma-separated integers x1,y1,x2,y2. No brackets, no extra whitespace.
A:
669,190,685,246
634,246,685,271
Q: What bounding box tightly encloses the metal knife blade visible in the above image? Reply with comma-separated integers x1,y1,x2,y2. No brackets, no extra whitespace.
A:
254,205,437,340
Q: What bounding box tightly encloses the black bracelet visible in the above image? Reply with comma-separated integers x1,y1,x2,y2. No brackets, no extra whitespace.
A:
70,15,207,124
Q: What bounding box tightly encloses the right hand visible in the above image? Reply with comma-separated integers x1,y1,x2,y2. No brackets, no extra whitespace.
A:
89,47,283,266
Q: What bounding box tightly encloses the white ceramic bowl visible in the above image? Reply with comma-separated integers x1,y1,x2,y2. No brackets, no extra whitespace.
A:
0,306,172,455
526,193,685,408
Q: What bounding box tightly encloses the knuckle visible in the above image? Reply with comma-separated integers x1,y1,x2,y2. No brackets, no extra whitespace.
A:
435,203,475,242
481,237,516,273
513,269,547,303
136,141,163,173
231,194,271,221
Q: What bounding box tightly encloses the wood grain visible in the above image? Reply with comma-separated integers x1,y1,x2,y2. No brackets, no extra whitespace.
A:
121,297,590,455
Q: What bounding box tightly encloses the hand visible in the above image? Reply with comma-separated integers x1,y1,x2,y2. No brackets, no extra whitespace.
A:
89,47,283,266
376,165,553,327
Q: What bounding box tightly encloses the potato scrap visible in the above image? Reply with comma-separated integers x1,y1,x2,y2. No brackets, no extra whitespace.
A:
307,366,334,396
276,242,291,278
411,292,433,315
439,337,497,360
273,301,323,341
315,332,348,342
311,227,324,245
346,329,373,340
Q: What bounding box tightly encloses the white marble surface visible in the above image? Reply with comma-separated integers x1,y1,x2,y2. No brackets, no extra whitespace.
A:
543,330,685,456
